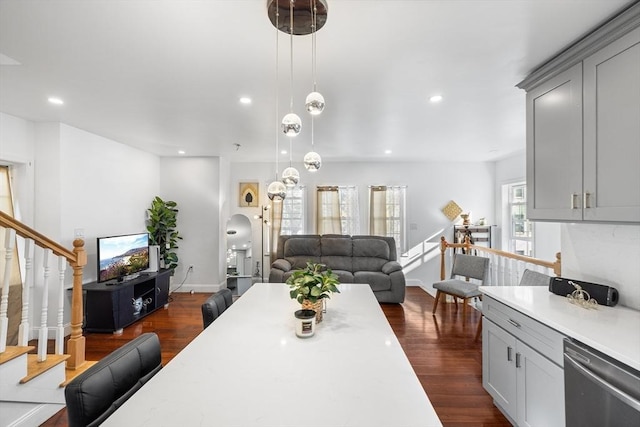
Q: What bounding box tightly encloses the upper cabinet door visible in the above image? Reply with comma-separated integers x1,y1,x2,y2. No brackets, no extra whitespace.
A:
583,28,640,223
526,63,584,221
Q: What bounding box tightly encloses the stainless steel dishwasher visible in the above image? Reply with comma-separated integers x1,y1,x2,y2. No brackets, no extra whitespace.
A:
564,339,640,427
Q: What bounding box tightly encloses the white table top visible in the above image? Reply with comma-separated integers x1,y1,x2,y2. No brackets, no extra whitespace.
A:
103,283,442,427
480,286,640,371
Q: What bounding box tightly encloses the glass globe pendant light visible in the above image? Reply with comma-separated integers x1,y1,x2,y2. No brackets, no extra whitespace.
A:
282,138,300,187
281,0,301,138
267,180,287,201
305,92,324,115
305,1,325,116
282,113,301,136
304,116,322,172
303,150,322,172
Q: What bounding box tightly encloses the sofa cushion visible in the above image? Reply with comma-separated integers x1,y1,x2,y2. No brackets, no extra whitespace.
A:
382,261,402,274
354,271,392,292
353,238,390,259
284,236,322,269
332,270,355,283
321,256,352,272
321,236,353,256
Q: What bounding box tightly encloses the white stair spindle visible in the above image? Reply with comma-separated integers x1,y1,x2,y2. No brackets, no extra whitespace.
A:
55,256,66,355
38,249,51,362
18,238,34,346
0,228,16,353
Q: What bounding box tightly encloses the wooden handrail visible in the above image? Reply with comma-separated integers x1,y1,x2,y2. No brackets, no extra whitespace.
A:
0,211,76,262
440,236,561,279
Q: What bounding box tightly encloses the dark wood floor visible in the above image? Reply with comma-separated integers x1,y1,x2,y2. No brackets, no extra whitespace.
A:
42,287,509,427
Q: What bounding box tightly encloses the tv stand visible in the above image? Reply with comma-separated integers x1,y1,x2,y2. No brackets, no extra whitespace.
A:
83,269,172,333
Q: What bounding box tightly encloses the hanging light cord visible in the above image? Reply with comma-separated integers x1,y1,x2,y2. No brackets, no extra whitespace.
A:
289,0,295,112
275,8,280,180
311,0,318,92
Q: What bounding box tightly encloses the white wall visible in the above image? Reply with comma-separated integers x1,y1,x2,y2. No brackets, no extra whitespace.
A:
562,223,640,309
1,116,161,336
0,112,36,226
160,157,225,292
229,160,496,288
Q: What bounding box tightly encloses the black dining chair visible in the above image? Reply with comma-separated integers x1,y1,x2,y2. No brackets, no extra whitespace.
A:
201,288,233,328
64,333,162,427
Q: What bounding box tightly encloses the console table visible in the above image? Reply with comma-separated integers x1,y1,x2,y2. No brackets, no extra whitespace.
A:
83,269,171,333
102,283,442,426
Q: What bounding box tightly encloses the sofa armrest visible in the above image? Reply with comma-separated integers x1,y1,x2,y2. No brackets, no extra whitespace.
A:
271,259,292,272
382,261,402,275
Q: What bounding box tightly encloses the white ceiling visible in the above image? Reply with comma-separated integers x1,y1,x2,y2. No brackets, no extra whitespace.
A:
0,0,633,163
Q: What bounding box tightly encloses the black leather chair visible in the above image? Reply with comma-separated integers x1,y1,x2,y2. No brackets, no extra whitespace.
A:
201,288,233,328
64,333,162,427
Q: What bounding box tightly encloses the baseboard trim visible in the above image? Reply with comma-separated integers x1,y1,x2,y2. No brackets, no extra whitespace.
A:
170,283,224,294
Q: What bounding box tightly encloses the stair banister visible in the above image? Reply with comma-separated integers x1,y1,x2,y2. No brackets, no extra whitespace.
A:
0,210,87,369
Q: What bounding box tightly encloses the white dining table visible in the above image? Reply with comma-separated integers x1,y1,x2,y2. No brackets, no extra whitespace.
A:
102,283,442,427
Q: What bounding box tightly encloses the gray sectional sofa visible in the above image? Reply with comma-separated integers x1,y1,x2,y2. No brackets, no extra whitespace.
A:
269,234,405,303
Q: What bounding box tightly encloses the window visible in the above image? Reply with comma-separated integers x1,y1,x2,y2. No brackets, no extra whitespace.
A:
280,185,306,236
369,185,407,254
338,186,360,235
507,183,533,256
316,186,360,235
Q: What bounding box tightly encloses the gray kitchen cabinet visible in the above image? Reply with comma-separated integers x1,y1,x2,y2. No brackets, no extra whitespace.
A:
521,6,640,223
583,28,640,222
483,297,566,427
526,63,583,221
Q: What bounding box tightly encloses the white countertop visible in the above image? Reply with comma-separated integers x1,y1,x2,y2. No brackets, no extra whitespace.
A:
479,286,640,371
103,283,442,427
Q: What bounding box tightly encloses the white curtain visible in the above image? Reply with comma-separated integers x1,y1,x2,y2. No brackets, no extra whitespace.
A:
316,186,342,235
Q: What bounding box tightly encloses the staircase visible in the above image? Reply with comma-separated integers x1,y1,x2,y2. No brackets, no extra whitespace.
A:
0,212,88,427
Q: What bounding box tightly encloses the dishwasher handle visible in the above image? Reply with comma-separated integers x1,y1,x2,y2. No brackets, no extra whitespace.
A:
565,352,640,412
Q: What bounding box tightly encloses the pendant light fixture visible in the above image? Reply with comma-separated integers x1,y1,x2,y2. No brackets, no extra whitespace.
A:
281,0,302,138
267,7,287,201
282,137,300,187
304,0,323,172
305,0,324,116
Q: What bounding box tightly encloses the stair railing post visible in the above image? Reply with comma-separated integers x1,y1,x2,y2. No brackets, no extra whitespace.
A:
38,249,51,362
18,238,34,346
66,238,86,369
439,236,447,281
55,255,66,355
0,228,16,353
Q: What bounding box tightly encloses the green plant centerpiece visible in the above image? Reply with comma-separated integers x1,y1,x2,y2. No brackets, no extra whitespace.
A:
146,196,182,271
286,262,340,323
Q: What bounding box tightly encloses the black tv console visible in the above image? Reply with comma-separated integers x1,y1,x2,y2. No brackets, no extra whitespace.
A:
83,269,172,333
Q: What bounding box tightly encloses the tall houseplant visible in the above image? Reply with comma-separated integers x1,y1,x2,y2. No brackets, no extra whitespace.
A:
146,196,182,270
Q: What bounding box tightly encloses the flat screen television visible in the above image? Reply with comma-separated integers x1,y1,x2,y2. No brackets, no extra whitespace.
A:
97,232,150,283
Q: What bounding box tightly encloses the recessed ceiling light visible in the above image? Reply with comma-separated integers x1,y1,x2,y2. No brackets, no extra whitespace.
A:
239,97,252,105
281,150,287,155
384,150,392,154
178,150,186,155
429,95,443,103
48,97,64,105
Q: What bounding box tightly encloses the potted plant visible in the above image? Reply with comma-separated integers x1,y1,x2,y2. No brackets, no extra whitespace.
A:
146,196,182,271
286,262,340,322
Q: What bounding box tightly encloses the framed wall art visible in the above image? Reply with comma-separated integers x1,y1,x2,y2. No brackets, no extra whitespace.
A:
239,182,259,207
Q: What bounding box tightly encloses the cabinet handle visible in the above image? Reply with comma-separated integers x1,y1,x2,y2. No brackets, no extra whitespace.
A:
156,287,160,294
508,318,521,328
584,192,592,209
516,352,522,368
507,346,513,361
570,193,580,209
